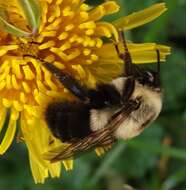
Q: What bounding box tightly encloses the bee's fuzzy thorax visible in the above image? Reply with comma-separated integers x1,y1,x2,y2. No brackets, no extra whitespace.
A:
115,80,162,139
89,77,163,140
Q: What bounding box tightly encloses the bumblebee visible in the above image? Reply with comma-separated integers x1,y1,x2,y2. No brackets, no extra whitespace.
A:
26,31,162,162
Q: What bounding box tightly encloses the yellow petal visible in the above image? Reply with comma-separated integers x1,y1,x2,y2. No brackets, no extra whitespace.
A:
62,159,73,171
0,111,17,155
29,152,48,184
0,107,6,134
95,147,106,156
96,42,170,64
89,1,120,21
113,3,167,30
48,162,61,178
20,114,48,168
101,1,120,15
96,22,118,42
22,116,62,182
131,50,170,63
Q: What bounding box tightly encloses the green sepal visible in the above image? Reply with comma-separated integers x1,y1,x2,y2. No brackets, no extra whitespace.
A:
0,10,31,37
17,0,41,33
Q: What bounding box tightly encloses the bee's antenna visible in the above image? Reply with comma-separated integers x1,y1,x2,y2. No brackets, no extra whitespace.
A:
156,49,160,75
156,49,161,86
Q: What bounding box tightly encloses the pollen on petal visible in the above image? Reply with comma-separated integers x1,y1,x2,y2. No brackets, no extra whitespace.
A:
50,48,68,61
34,91,51,105
58,32,69,40
79,11,89,22
46,90,64,98
6,75,12,89
91,54,99,61
0,60,9,73
60,42,71,51
41,31,57,37
83,48,91,56
53,61,65,70
12,74,20,90
20,92,27,103
2,98,12,108
44,72,58,91
0,45,18,56
67,49,81,60
23,65,35,80
63,6,74,17
85,29,94,36
39,41,56,50
22,82,31,93
96,38,103,48
72,65,86,79
13,101,23,112
0,80,6,90
80,4,89,11
65,24,74,31
79,21,96,29
46,18,62,30
12,60,23,79
96,25,112,38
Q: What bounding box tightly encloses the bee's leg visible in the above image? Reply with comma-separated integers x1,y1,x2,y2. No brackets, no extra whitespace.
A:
115,31,145,79
114,30,133,76
42,61,89,101
43,62,122,108
24,55,89,102
122,77,135,102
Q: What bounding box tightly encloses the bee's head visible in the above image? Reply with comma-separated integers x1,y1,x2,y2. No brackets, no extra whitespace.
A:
115,30,161,91
136,69,160,89
134,50,161,90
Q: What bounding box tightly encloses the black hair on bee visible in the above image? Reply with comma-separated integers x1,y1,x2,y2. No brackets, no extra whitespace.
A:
24,30,162,161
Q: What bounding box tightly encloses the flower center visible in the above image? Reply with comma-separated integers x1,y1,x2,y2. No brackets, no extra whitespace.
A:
18,40,40,57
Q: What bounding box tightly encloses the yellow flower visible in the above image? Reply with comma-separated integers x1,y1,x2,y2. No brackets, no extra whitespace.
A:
0,0,170,183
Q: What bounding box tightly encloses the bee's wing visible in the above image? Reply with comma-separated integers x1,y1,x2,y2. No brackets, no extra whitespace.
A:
43,102,136,162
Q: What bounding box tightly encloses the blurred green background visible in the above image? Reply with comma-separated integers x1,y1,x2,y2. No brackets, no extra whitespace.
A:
1,0,186,189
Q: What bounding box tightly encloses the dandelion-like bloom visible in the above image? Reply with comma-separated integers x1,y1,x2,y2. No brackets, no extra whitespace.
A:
0,0,170,183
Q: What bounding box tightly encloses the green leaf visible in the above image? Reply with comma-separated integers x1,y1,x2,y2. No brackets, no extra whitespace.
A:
91,143,126,185
0,15,31,37
162,165,186,190
126,139,186,161
18,0,41,32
